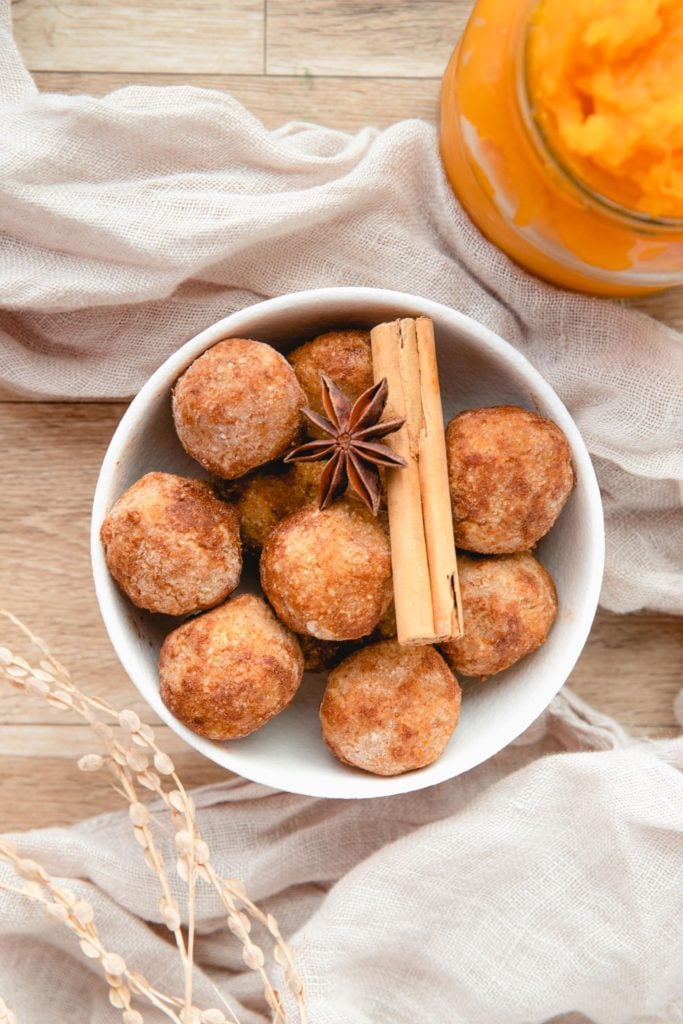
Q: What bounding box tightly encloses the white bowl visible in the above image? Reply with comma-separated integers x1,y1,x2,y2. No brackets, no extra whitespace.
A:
91,287,604,799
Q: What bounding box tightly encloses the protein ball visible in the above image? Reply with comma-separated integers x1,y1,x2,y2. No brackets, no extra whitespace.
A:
173,338,306,478
260,499,392,641
220,461,325,550
100,472,242,616
288,330,373,422
290,460,327,498
159,594,303,740
440,552,558,679
376,601,397,640
446,406,575,553
320,640,461,776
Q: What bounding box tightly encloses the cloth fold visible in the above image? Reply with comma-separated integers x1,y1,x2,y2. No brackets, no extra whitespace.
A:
1,692,682,1024
1,3,682,1022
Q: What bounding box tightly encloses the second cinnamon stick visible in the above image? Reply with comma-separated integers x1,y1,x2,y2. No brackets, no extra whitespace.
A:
415,317,463,639
370,316,462,645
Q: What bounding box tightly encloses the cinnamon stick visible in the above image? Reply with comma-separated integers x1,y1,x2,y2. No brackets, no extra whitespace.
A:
370,317,462,645
414,317,463,639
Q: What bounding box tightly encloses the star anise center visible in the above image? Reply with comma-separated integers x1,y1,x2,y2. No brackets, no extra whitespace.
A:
284,373,407,515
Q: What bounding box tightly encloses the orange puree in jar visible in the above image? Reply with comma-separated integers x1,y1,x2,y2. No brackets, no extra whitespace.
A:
439,0,683,295
529,0,683,219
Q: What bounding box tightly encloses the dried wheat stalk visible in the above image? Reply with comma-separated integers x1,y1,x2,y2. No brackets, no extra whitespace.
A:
0,611,306,1024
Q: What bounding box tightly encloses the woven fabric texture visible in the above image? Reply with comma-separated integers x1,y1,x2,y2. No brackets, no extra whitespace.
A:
0,4,682,1022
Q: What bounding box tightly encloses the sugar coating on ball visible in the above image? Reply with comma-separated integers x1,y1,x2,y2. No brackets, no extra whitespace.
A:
440,552,558,679
288,330,373,421
289,460,327,496
446,406,574,554
224,461,324,550
100,472,242,616
376,601,397,640
173,338,306,479
230,470,296,551
159,594,303,740
260,499,392,641
321,640,461,776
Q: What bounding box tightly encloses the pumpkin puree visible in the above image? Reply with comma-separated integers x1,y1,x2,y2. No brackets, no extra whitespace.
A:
440,0,683,294
529,0,683,219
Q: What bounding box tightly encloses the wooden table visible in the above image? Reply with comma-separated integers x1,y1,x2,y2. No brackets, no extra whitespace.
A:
2,0,681,834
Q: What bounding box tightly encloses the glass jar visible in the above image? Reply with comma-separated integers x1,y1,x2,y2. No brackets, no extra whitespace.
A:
439,0,683,295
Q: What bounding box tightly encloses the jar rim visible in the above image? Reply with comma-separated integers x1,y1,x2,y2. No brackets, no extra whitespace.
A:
519,9,683,233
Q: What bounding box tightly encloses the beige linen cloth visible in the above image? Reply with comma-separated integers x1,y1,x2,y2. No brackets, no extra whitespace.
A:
1,2,683,1022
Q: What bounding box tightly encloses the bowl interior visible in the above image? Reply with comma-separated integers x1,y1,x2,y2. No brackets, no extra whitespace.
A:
91,288,604,799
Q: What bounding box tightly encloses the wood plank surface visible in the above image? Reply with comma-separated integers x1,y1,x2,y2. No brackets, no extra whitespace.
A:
2,0,681,839
12,0,265,74
0,403,146,724
266,0,468,77
0,726,228,832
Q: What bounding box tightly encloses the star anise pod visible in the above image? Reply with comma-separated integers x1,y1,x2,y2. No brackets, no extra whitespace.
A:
284,373,407,515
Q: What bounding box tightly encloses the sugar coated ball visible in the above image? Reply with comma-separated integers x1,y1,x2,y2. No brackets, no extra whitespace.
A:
159,594,303,740
441,552,558,678
288,330,373,424
446,406,574,553
219,461,324,550
320,640,461,776
100,472,241,615
173,338,306,478
260,499,392,641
